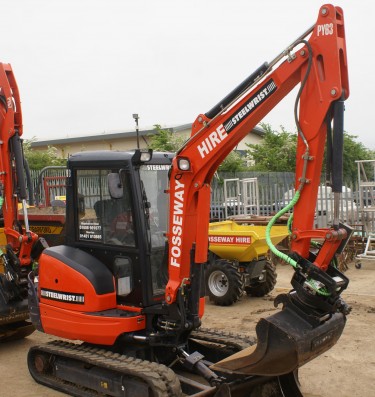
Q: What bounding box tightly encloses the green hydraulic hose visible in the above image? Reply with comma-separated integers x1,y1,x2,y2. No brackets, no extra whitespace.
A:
287,212,294,234
265,191,300,269
265,190,331,296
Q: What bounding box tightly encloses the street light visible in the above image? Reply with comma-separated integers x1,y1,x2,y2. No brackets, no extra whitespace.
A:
132,113,140,149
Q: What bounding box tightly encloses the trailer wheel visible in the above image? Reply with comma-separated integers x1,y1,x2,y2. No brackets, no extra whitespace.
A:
205,260,243,306
245,260,277,297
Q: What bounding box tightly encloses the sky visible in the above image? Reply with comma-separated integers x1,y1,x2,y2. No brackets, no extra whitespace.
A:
1,1,374,149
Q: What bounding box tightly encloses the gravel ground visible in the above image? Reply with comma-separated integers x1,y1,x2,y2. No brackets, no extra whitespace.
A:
0,262,374,397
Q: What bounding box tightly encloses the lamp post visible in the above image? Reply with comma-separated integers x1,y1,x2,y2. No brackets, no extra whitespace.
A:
132,113,140,149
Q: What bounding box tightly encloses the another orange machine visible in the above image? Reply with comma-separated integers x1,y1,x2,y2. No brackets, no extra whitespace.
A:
0,64,46,341
28,5,351,396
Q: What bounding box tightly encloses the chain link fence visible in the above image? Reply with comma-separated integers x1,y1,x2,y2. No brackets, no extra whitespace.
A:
30,168,371,232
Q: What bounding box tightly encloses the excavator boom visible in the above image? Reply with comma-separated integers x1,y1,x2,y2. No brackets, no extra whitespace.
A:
165,3,350,376
166,3,348,300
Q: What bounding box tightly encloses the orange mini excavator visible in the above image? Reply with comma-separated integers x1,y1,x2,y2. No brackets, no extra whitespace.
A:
28,4,351,396
0,64,46,341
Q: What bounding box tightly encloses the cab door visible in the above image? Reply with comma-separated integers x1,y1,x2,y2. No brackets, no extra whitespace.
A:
72,168,144,307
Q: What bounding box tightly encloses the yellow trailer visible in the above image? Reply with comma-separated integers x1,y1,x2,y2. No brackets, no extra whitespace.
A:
206,220,289,306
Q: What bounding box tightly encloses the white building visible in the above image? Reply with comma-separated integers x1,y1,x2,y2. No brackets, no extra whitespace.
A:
30,123,265,159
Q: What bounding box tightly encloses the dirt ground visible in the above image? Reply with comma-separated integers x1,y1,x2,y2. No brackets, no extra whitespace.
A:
0,262,374,397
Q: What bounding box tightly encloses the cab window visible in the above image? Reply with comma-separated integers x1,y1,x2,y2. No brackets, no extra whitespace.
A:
76,169,135,246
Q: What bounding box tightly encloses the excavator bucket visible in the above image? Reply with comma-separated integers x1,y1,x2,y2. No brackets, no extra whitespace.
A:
211,293,346,376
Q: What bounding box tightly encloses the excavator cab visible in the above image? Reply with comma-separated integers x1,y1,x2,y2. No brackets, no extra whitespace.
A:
36,150,173,314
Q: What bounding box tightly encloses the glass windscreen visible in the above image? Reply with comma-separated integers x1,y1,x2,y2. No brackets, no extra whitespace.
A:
140,164,170,243
76,169,135,247
140,164,170,295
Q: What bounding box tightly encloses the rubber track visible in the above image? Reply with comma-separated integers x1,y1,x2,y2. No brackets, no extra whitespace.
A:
190,328,256,352
29,340,182,397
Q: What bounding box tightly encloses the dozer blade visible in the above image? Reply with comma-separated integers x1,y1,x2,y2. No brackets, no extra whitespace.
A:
0,320,35,342
211,293,346,377
0,295,35,342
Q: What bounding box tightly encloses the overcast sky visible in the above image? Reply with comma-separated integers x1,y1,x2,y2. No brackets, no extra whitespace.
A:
2,1,374,149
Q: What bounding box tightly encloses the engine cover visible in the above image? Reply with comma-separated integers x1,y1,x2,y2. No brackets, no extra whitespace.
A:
38,245,116,312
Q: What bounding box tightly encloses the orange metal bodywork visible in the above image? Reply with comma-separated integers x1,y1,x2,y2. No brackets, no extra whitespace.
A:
38,251,146,344
38,254,117,312
166,5,349,303
39,303,146,345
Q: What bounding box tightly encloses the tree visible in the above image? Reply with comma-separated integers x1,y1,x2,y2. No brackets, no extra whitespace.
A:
23,138,66,170
341,133,374,185
149,124,248,172
148,125,185,152
245,123,375,184
219,151,248,172
246,123,297,172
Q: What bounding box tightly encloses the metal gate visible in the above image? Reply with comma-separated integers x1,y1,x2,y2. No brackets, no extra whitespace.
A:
242,178,260,216
223,177,259,218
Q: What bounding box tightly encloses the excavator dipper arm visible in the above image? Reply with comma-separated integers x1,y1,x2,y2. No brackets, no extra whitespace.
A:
165,4,350,376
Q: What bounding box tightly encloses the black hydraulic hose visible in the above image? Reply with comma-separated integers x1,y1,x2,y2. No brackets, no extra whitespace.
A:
332,96,345,193
10,132,28,200
293,40,313,153
205,62,269,119
325,108,333,185
187,247,203,328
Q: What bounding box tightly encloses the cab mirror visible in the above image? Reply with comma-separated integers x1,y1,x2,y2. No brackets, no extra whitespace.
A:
108,173,123,199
